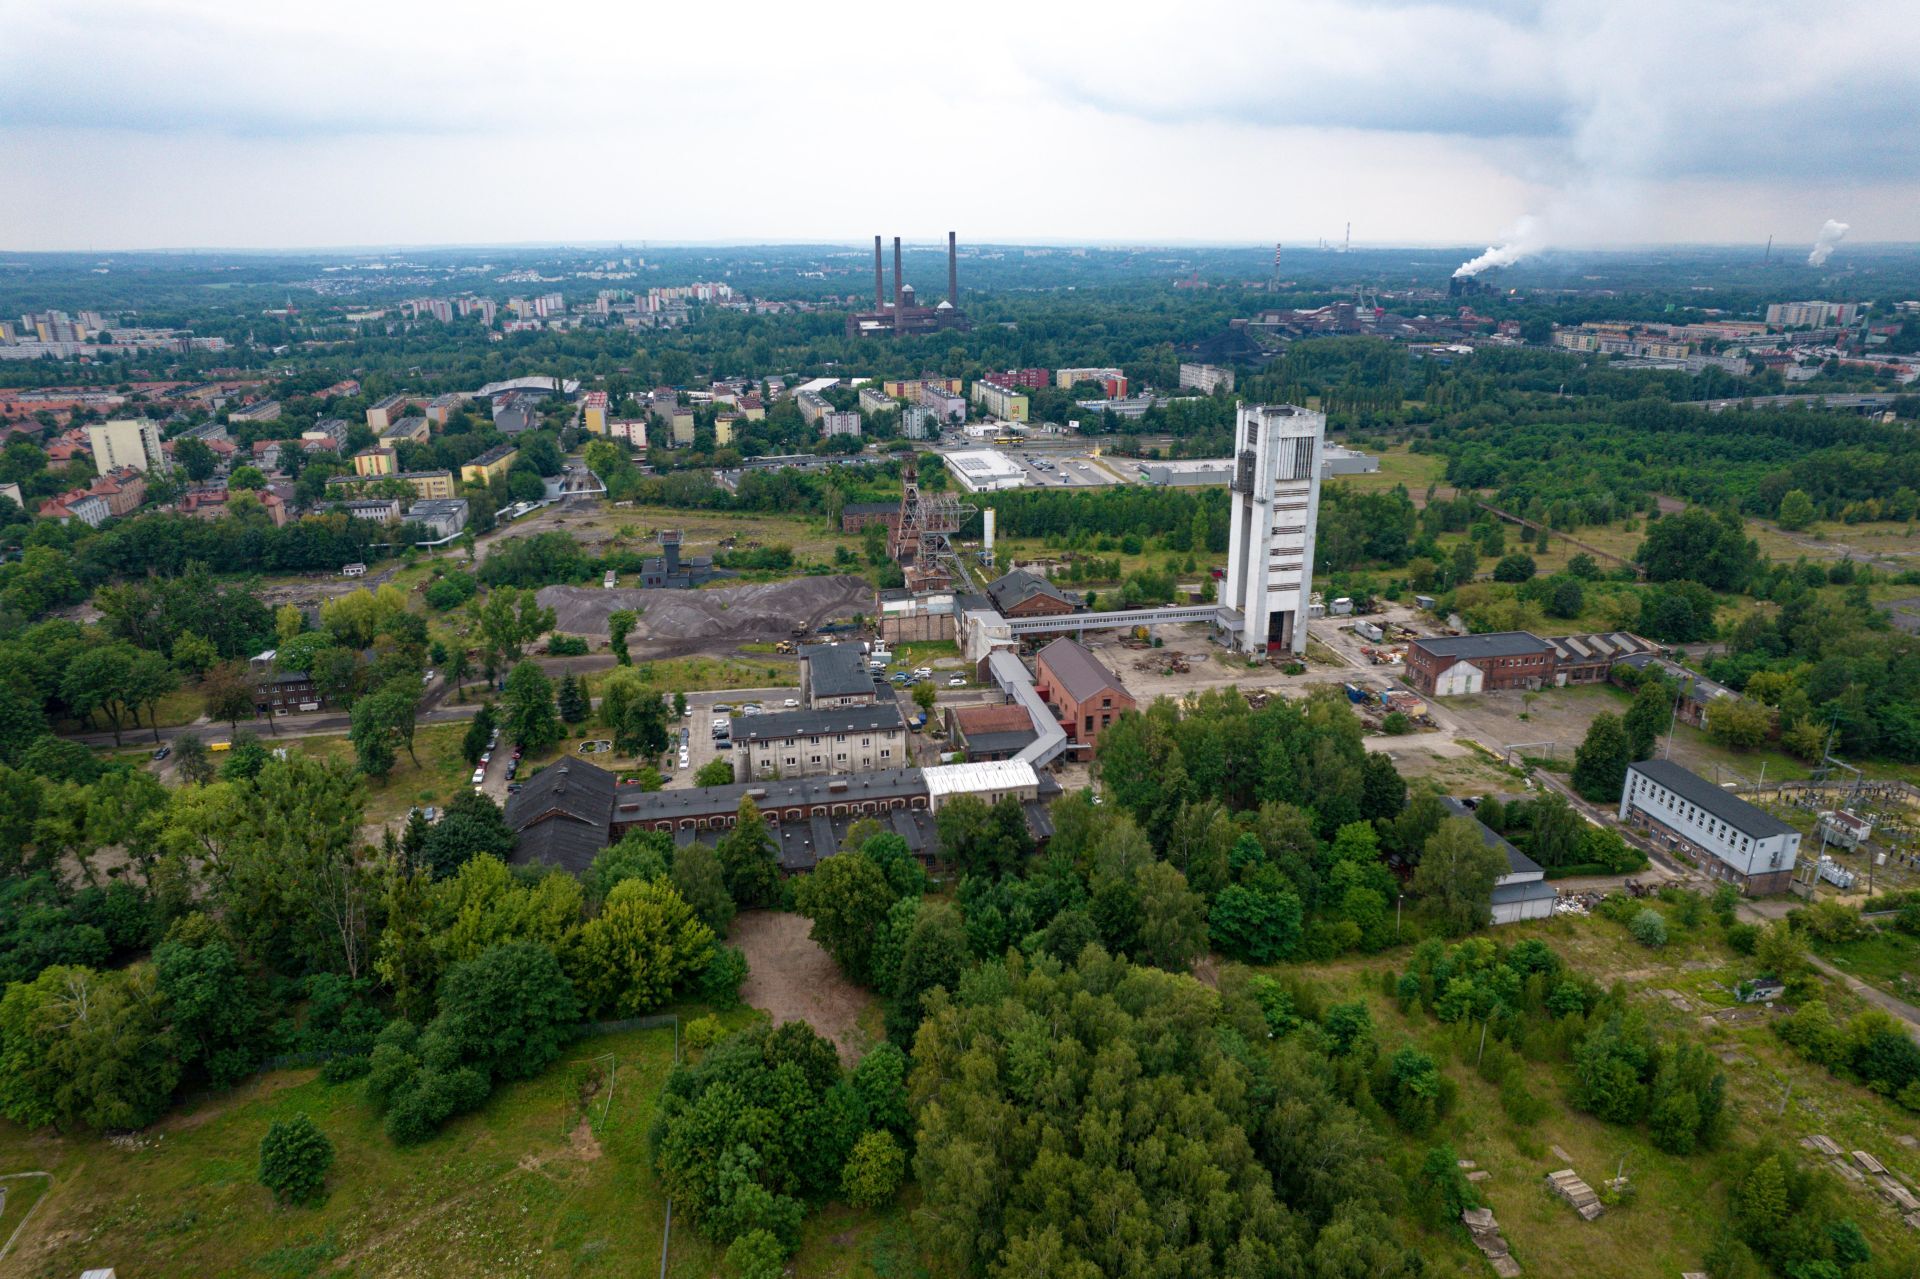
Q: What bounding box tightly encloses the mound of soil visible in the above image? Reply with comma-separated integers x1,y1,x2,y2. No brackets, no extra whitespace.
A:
538,575,874,645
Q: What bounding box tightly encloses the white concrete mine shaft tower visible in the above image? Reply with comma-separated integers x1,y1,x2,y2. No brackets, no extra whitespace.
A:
1222,403,1325,655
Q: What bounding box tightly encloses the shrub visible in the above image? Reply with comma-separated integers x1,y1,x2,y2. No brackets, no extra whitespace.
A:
258,1114,334,1205
1724,922,1759,955
685,1014,725,1054
723,1229,788,1279
840,1129,906,1208
1630,909,1668,948
319,1053,371,1084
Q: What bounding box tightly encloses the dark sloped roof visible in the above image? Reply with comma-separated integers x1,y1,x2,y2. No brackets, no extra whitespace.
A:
1413,632,1553,661
731,703,904,743
509,816,609,876
505,758,616,832
1627,758,1795,839
1036,637,1127,704
613,767,927,822
1439,796,1543,878
986,568,1078,613
801,643,876,700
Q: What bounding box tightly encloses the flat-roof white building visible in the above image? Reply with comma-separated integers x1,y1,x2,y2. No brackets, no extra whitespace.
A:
944,448,1026,493
922,759,1040,811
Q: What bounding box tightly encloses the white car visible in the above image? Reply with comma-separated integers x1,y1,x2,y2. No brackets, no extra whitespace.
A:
783,698,799,708
948,675,965,687
914,667,933,678
677,752,690,769
470,767,485,785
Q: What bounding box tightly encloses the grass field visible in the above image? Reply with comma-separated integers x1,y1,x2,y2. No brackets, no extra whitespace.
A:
583,656,797,697
1814,925,1920,1005
1331,445,1448,502
287,721,474,827
0,1007,926,1279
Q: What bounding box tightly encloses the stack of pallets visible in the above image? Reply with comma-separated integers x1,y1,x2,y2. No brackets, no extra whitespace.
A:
1546,1168,1604,1220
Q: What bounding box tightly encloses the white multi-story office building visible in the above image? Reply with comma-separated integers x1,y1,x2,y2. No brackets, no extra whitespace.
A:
1620,759,1800,895
1221,403,1324,655
87,419,170,475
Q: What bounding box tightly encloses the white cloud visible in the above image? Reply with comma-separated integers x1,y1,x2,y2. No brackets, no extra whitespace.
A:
0,0,1915,250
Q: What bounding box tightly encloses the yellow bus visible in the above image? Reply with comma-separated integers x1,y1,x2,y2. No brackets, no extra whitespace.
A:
210,741,232,752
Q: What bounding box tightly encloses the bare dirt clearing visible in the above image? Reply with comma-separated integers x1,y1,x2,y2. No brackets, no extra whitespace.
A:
732,910,875,1065
538,576,873,651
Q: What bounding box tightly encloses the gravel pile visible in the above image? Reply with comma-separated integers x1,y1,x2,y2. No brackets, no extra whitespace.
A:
539,576,875,643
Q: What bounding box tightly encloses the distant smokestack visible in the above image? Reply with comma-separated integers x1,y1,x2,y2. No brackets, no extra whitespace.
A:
893,237,904,315
873,235,884,309
948,231,958,306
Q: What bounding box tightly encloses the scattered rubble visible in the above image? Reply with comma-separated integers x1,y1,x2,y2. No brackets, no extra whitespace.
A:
1462,1207,1521,1277
1547,1168,1604,1220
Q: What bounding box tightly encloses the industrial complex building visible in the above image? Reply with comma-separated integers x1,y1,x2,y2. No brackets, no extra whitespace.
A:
1221,404,1325,655
845,233,972,338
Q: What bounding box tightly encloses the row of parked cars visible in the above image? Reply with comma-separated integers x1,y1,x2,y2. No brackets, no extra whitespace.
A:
470,727,525,794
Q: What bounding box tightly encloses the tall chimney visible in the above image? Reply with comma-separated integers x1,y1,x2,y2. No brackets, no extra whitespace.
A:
947,231,958,306
892,237,904,316
873,235,884,310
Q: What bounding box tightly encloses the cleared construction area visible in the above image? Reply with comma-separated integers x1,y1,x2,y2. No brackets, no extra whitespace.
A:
538,576,874,652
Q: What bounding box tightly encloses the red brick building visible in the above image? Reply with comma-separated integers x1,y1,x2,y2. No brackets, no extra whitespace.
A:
984,568,1080,618
1405,632,1554,697
1035,637,1134,754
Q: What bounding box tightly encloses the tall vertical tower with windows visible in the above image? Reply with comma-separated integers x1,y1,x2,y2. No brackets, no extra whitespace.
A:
1222,404,1324,654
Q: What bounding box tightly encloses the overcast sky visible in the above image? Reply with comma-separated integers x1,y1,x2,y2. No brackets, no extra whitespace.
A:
3,0,1916,253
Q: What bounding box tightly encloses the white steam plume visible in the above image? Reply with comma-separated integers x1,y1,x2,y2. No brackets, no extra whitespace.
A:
1807,219,1849,267
1453,216,1541,278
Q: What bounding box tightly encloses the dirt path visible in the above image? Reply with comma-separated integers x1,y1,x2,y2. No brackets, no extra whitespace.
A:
732,910,875,1065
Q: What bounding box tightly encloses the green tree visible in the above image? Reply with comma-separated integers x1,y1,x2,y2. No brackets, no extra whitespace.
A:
202,661,257,736
573,878,715,1017
1412,817,1507,936
840,1129,905,1208
694,758,736,786
672,843,736,935
1492,553,1537,582
433,941,579,1081
1776,489,1817,531
715,797,780,908
419,790,515,880
608,609,638,665
174,732,215,786
350,688,419,778
556,673,590,724
258,1114,335,1205
462,703,496,766
1705,698,1771,751
1131,861,1209,971
1208,882,1302,963
1623,680,1670,761
912,681,937,716
125,649,180,742
1571,712,1630,802
793,852,896,985
890,901,968,1038
502,661,561,754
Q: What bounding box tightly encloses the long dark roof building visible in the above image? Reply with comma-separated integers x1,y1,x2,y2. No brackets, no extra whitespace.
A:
503,759,619,874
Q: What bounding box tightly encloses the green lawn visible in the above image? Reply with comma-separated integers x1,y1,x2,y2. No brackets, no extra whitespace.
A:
287,721,476,827
1815,925,1920,1004
0,1008,922,1279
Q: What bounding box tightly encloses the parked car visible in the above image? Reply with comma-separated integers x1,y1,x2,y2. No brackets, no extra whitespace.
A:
783,698,799,708
889,673,909,686
914,667,933,678
948,675,965,686
507,782,523,793
713,703,733,714
715,738,732,750
741,704,762,716
150,746,171,761
470,768,486,785
422,670,434,685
